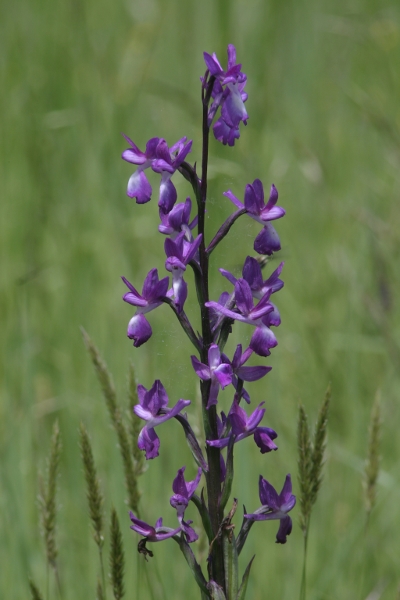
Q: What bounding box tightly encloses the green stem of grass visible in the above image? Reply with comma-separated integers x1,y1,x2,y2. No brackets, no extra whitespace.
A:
299,524,309,600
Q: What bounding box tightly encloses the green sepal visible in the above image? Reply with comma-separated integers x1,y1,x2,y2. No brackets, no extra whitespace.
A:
174,534,210,597
220,435,234,512
191,490,214,543
236,556,255,600
223,530,238,600
207,580,227,600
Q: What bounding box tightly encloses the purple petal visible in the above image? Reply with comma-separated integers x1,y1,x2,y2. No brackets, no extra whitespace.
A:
191,356,211,381
250,325,277,357
127,170,152,203
159,177,177,214
279,474,294,506
236,365,272,381
242,256,263,290
254,429,278,453
127,314,152,347
258,475,280,509
235,279,254,315
222,190,243,210
213,363,233,389
276,516,292,544
213,117,240,146
138,426,160,459
254,224,281,256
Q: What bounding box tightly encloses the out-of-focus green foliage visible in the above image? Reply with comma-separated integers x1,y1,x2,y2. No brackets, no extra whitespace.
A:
1,0,400,597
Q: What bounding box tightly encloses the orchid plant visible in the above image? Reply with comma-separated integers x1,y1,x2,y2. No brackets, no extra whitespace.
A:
121,45,295,599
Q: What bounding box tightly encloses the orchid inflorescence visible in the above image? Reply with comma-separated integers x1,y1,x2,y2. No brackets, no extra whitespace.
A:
121,44,295,599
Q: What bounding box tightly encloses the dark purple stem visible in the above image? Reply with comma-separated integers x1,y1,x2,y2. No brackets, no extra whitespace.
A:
196,74,225,590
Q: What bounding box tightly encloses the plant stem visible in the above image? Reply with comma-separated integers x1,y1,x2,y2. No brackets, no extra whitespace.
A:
299,526,309,600
196,74,225,591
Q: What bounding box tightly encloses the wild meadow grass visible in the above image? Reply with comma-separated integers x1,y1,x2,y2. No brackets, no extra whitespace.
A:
1,0,400,597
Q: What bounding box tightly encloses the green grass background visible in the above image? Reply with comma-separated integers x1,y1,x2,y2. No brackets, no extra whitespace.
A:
1,0,400,597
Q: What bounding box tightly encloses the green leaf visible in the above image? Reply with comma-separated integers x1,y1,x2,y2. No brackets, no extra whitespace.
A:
223,530,238,600
220,436,234,512
191,491,213,543
208,580,227,600
174,535,210,597
236,556,255,600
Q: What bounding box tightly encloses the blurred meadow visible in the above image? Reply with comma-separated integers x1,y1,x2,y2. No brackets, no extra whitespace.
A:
1,0,400,598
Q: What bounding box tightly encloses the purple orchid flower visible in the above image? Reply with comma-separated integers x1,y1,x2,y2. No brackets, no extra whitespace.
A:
221,344,272,403
170,466,202,543
191,344,233,409
244,474,296,544
158,197,198,239
221,256,284,300
122,268,169,347
122,135,192,213
203,44,248,146
129,513,181,542
165,231,202,313
206,278,278,357
207,399,277,453
224,180,284,255
134,380,191,459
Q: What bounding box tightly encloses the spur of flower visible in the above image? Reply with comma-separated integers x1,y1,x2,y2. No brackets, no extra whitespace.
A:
134,380,191,459
245,474,296,544
122,268,169,347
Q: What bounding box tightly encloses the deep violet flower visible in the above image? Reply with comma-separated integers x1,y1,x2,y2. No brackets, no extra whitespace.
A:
170,466,202,542
191,344,233,409
129,513,181,542
206,278,278,357
221,344,272,403
165,231,202,313
122,268,169,347
203,44,248,146
122,135,192,212
207,400,277,453
245,474,296,544
224,180,284,255
134,380,190,459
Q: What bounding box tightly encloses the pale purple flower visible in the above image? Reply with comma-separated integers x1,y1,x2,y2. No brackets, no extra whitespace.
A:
207,400,277,453
134,380,191,459
165,232,202,313
221,256,284,300
191,344,233,409
122,268,169,347
224,180,284,255
203,44,248,146
221,344,272,403
170,466,202,543
158,197,198,239
206,279,278,357
129,513,181,542
245,474,296,544
122,136,159,204
122,135,192,212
